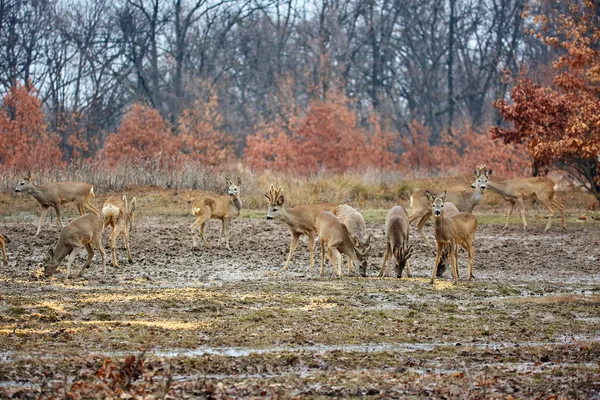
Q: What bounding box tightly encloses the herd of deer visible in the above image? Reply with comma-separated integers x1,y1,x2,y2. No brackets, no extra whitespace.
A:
4,165,566,283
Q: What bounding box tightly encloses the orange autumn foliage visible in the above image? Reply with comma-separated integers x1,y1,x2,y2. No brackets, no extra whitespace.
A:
0,83,64,171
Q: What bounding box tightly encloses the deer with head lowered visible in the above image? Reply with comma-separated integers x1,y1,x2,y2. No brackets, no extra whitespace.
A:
316,211,366,277
0,234,10,266
191,178,242,250
265,185,336,271
43,213,106,278
102,195,137,267
14,171,99,235
333,205,371,276
426,191,478,284
378,206,413,278
409,167,487,248
472,165,565,231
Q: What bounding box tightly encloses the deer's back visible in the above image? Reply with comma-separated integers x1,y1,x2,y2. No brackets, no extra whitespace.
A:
44,182,93,202
317,211,349,246
334,205,366,241
61,214,103,244
385,206,409,244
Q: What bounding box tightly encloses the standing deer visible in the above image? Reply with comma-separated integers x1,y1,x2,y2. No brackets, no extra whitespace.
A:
316,211,366,277
409,167,487,248
43,213,106,278
14,171,99,235
473,165,565,231
102,195,137,267
0,234,10,266
190,178,242,250
265,185,336,271
333,204,371,276
378,206,413,278
426,191,478,284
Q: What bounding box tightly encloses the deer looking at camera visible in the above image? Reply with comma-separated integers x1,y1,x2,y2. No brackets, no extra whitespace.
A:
191,178,242,250
14,171,99,235
426,191,478,284
102,195,137,267
265,185,336,271
43,214,106,278
316,211,366,278
0,234,10,266
378,206,413,278
409,167,488,248
333,205,371,276
473,165,565,231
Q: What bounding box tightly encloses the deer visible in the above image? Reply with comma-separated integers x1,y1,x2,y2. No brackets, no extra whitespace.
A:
0,234,10,266
14,171,99,236
378,206,413,278
316,211,366,278
409,167,487,248
473,165,565,231
265,185,336,271
102,195,137,267
425,191,478,285
333,204,372,276
43,213,106,278
190,178,242,250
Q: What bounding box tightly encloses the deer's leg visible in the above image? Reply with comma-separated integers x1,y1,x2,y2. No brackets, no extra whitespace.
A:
36,207,49,235
190,217,201,248
307,233,316,271
319,239,325,277
54,204,64,229
109,226,119,267
504,201,515,229
199,222,212,248
66,249,78,278
96,238,107,276
283,233,300,271
77,203,85,216
453,246,460,281
416,213,433,248
516,197,527,230
551,197,566,230
346,255,353,275
331,248,343,277
430,242,443,284
223,219,232,251
406,260,412,278
378,244,390,278
449,244,459,284
84,201,100,216
217,219,225,247
123,230,133,264
542,199,555,232
1,236,6,266
78,243,95,276
466,239,475,281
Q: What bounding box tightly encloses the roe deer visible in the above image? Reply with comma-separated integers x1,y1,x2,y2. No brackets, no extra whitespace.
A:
473,165,565,231
409,167,487,248
316,211,365,277
191,178,242,250
426,191,478,284
432,201,460,278
265,185,336,271
378,206,413,278
102,195,137,267
43,213,106,278
0,234,10,266
333,204,371,276
15,171,99,235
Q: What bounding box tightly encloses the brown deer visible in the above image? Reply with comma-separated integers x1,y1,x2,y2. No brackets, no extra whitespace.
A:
102,195,137,267
0,234,10,266
378,206,413,278
333,204,371,276
190,178,242,250
409,167,487,248
43,213,106,278
473,165,565,231
265,185,336,271
316,211,366,277
426,191,478,284
14,171,99,235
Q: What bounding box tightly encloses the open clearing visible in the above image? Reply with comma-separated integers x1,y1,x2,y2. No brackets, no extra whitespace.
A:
1,212,599,398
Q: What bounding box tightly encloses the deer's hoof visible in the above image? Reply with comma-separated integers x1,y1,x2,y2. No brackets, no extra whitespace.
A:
128,259,133,264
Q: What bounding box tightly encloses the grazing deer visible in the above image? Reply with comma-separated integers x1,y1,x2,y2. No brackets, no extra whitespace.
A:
409,167,487,248
333,204,371,276
43,213,106,278
265,185,336,271
473,165,565,231
0,234,10,266
14,171,99,235
190,178,242,250
102,195,137,267
378,206,413,278
316,211,366,277
426,191,478,284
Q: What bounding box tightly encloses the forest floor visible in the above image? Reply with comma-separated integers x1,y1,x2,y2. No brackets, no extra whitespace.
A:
1,203,599,398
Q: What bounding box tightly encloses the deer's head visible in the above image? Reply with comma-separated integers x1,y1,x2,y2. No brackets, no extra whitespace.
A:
392,243,413,278
225,178,242,199
425,190,447,217
471,164,491,192
43,248,59,277
353,234,372,277
15,171,33,193
265,185,284,220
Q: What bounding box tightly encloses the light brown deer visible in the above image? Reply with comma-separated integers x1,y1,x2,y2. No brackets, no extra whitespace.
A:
265,185,336,271
426,191,478,284
191,178,242,250
0,234,10,266
333,204,371,276
102,195,137,267
378,206,413,278
316,211,366,277
409,167,487,248
473,165,565,231
43,213,106,278
14,171,99,235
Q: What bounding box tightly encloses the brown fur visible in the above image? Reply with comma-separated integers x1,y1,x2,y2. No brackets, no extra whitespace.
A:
0,234,10,266
102,195,136,267
316,211,364,277
333,205,371,276
379,206,413,278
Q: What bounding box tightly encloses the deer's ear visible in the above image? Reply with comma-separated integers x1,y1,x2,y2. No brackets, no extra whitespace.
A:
425,191,435,203
225,178,233,186
25,170,31,180
392,245,399,258
130,197,136,212
277,195,285,206
440,191,447,202
474,168,479,177
237,177,242,186
264,194,271,202
365,234,372,247
487,169,492,177
48,248,54,258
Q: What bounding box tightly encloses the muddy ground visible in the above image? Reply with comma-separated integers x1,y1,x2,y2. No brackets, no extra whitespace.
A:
1,213,599,399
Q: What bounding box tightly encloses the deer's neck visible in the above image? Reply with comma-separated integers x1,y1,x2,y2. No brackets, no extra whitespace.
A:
486,180,512,199
26,184,47,203
468,189,484,209
231,196,242,212
278,208,309,231
433,213,452,242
